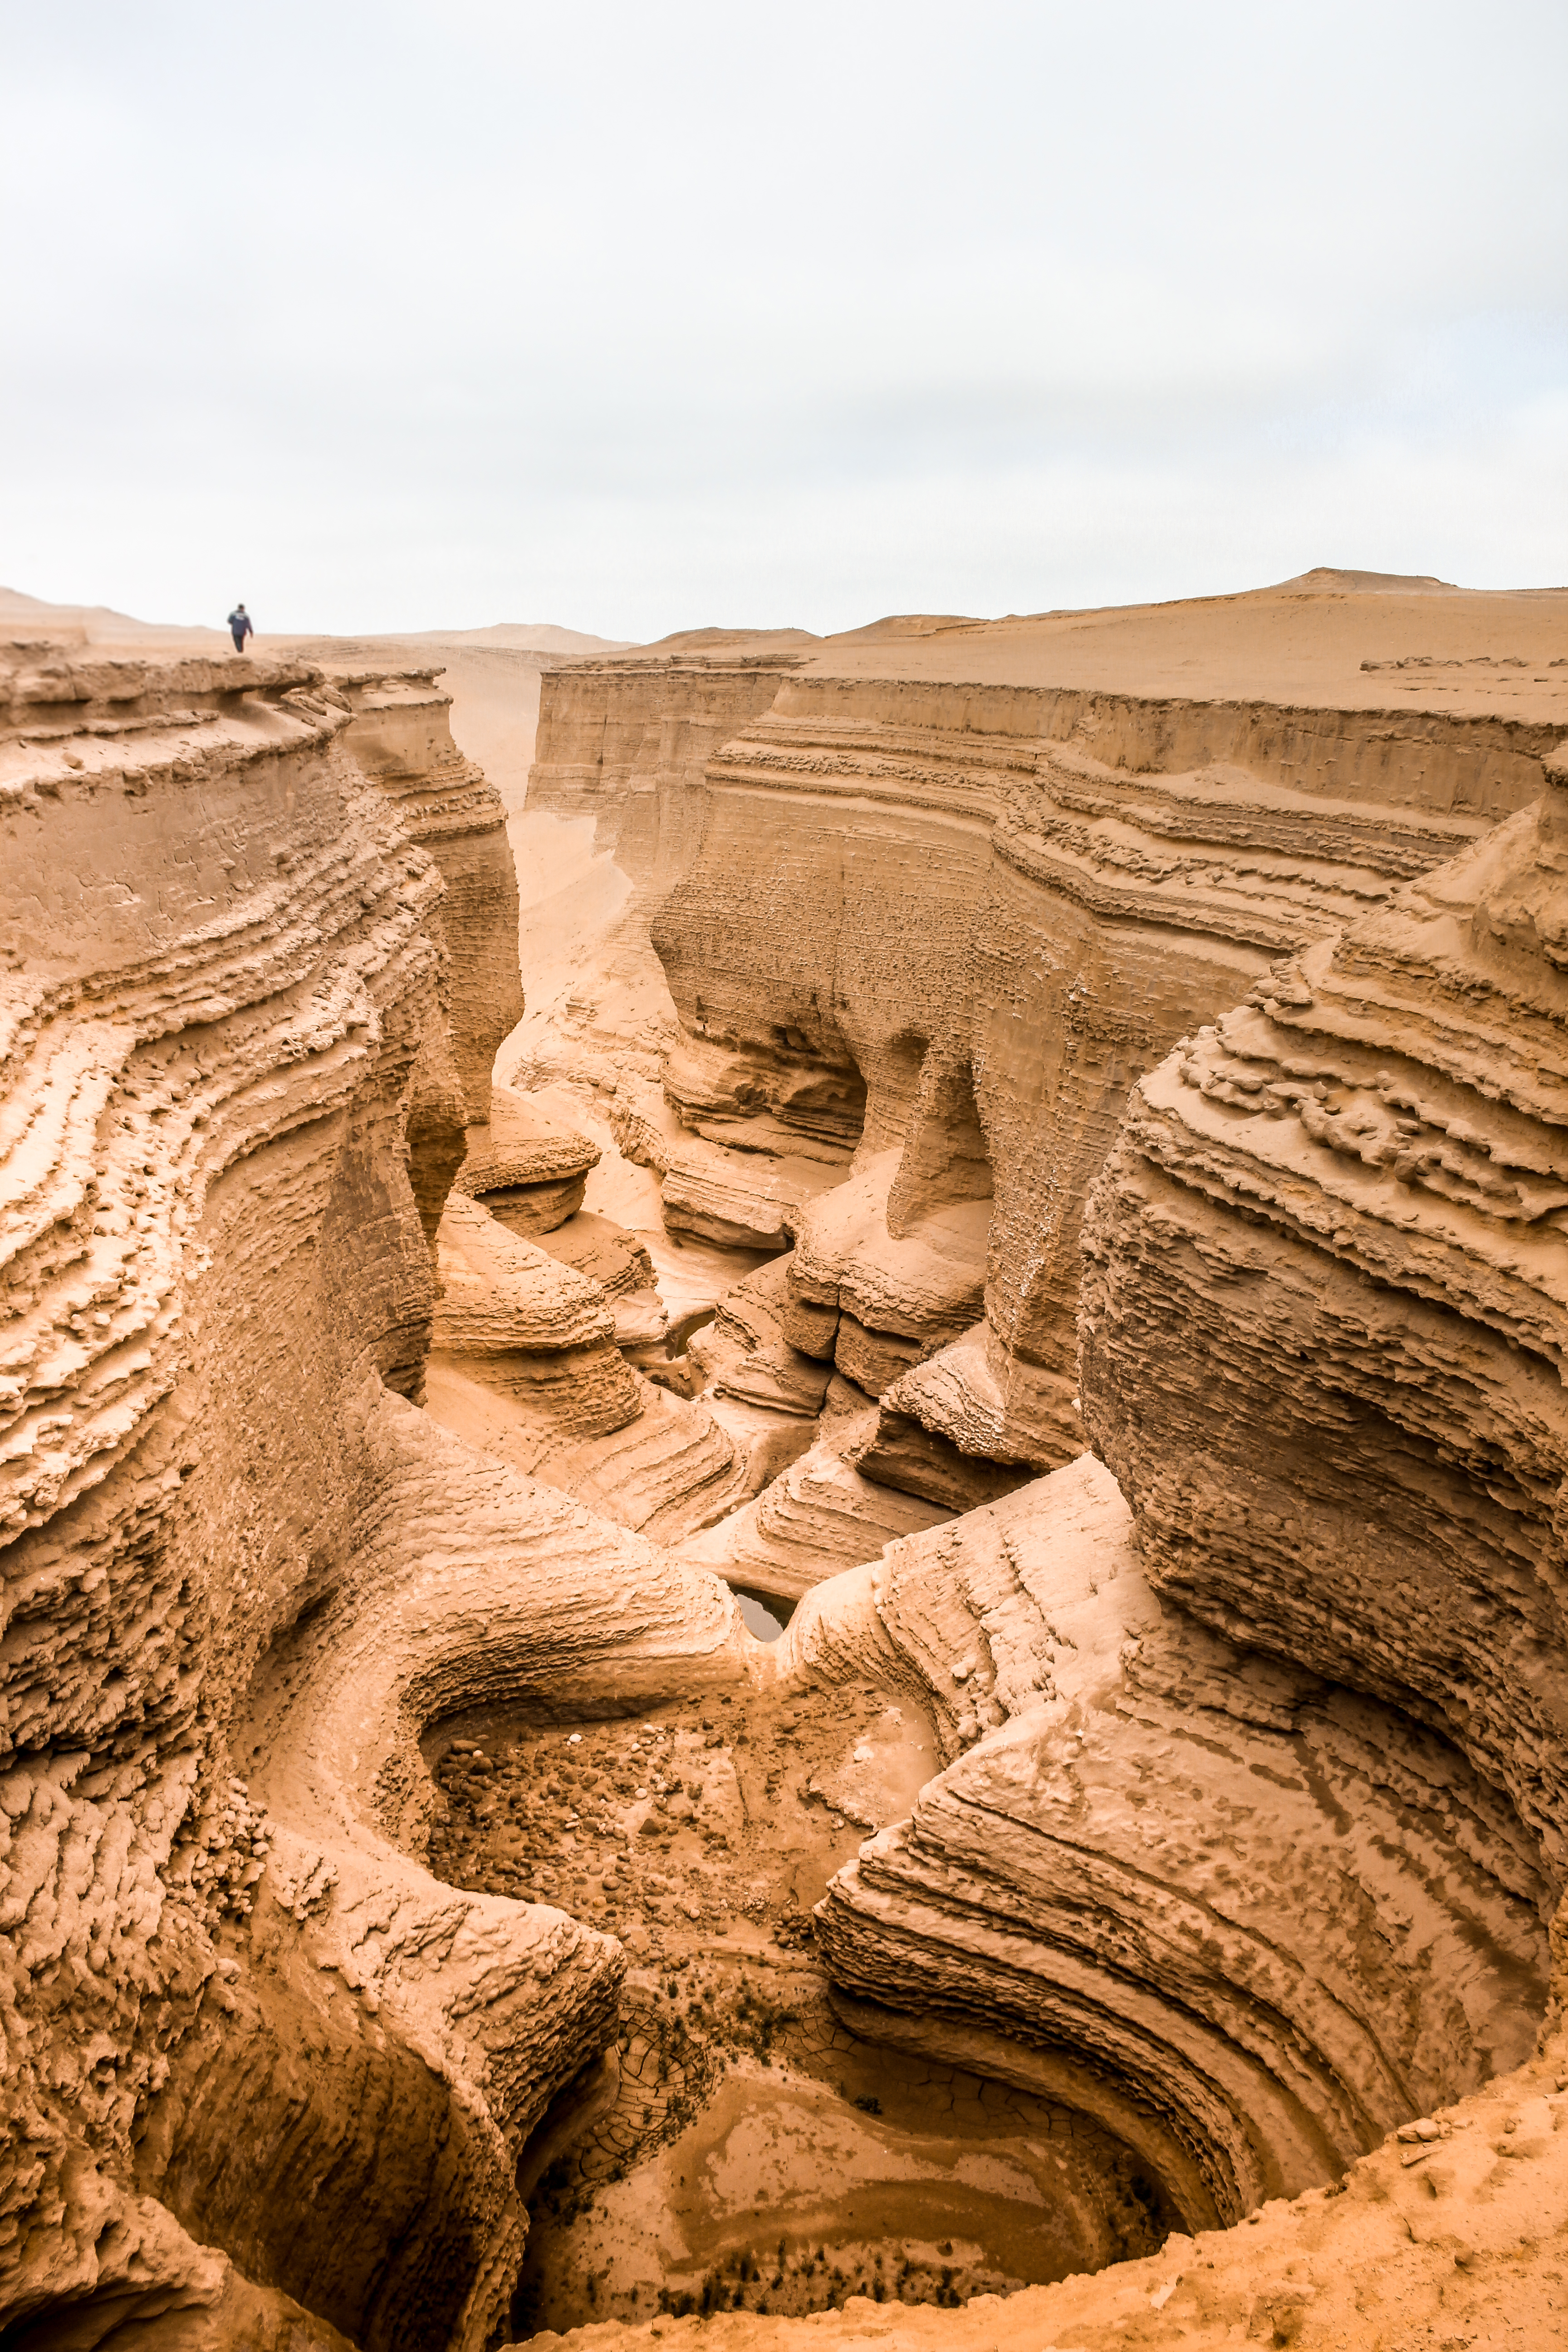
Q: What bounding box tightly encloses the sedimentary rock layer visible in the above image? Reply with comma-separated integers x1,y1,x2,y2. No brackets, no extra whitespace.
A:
433,1194,642,1435
0,640,647,2349
614,1065,852,1252
455,1082,602,1235
525,651,803,897
334,666,523,1124
788,1153,990,1395
680,1412,951,1602
637,669,1554,1470
424,1353,749,1543
1081,740,1568,1882
9,597,1565,2352
789,1459,1548,2226
653,699,1568,2327
529,2029,1568,2352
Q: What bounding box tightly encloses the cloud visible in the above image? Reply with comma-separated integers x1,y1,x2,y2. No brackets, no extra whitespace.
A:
4,0,1564,634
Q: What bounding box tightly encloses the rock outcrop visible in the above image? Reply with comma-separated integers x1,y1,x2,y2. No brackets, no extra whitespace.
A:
710,725,1563,2335
456,1082,603,1235
433,1194,642,1434
0,638,656,2348
511,627,1568,2343
679,1411,951,1603
539,1208,656,1299
332,663,523,1128
525,650,805,903
615,1063,852,1253
787,1153,990,1396
424,1352,750,1543
641,674,1556,1474
424,1190,747,1545
1081,739,1568,1884
790,1457,1549,2225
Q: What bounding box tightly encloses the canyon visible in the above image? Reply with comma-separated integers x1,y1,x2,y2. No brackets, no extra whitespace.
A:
3,573,1568,2352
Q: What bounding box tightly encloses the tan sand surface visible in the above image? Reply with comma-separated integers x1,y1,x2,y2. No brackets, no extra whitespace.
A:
620,571,1568,725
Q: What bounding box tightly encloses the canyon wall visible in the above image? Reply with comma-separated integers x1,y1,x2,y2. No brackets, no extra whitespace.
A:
512,646,1568,2338
0,639,667,2348
639,691,1568,2343
525,651,804,905
506,651,811,1106
789,1456,1550,2229
1080,741,1568,1883
538,644,1556,1483
333,665,524,1126
7,603,1566,2352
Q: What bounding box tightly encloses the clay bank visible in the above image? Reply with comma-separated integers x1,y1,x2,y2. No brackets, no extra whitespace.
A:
3,575,1568,2352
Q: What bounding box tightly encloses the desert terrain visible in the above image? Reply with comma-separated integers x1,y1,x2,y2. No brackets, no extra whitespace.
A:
2,569,1567,2352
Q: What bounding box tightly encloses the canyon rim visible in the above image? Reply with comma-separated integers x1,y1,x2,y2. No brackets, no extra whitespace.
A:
3,572,1568,2352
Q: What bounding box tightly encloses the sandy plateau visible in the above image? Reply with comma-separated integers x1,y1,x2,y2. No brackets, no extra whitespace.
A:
3,572,1568,2352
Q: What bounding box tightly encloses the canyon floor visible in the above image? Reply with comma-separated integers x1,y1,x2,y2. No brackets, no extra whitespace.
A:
421,1685,1172,2335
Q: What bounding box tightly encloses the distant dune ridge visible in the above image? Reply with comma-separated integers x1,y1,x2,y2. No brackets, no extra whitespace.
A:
7,562,1566,668
0,583,627,659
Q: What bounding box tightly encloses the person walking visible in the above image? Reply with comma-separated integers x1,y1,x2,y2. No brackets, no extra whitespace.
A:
228,603,254,653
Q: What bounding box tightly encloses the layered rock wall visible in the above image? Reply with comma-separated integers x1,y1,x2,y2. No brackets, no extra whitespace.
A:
334,666,524,1125
648,674,1555,1471
531,646,1568,2311
750,726,1568,2288
0,642,632,2348
9,614,1568,2351
1081,742,1568,1882
788,1459,1549,2226
526,653,800,902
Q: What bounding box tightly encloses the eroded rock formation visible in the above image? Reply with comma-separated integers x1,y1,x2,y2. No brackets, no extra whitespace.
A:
8,583,1568,2352
648,676,1554,1473
796,1457,1549,2225
1081,740,1568,1885
0,637,638,2347
457,1083,603,1236
333,665,524,1125
524,650,805,915
493,605,1568,2348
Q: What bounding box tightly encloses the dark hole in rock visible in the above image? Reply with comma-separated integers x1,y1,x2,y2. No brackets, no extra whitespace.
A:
731,1585,793,1642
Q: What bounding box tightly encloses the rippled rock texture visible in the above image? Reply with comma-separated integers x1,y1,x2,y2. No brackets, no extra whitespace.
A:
8,595,1568,2352
795,1457,1549,2225
334,664,524,1125
0,640,658,2347
456,1083,603,1236
525,651,803,907
517,632,1568,2347
637,671,1556,1474
1082,743,1568,1886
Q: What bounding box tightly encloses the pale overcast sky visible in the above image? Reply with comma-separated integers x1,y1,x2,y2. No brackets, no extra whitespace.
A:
5,1,1565,638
